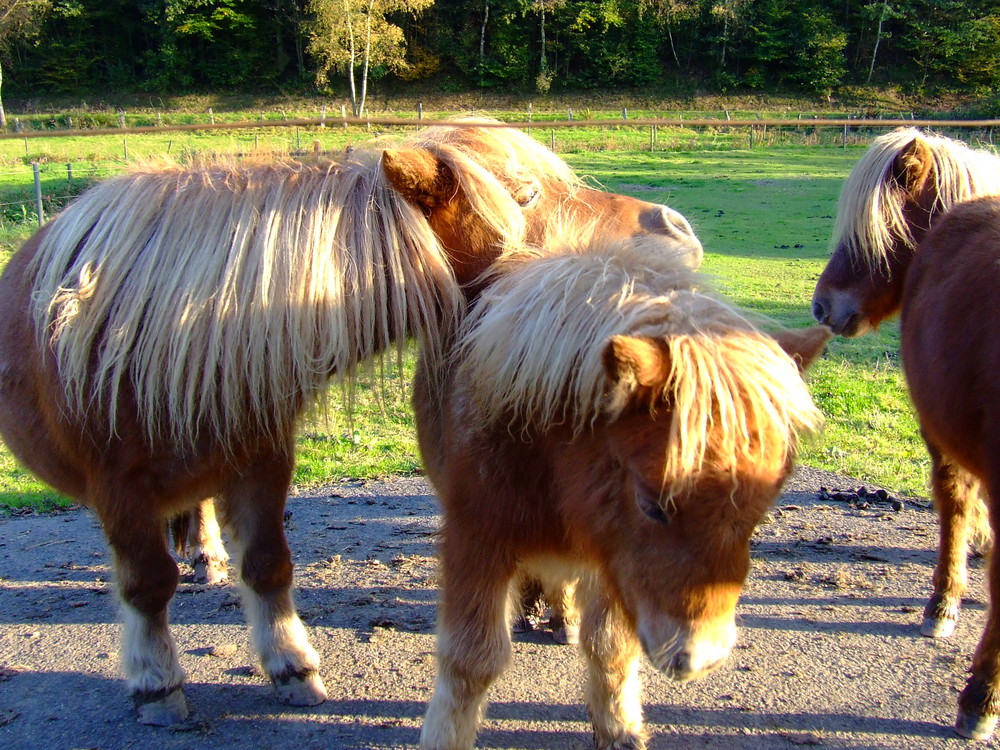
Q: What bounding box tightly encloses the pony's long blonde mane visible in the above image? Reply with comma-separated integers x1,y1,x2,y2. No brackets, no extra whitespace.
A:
457,237,823,492
834,128,1000,269
31,120,571,449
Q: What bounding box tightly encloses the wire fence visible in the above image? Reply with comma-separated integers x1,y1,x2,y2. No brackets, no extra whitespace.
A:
5,108,1000,229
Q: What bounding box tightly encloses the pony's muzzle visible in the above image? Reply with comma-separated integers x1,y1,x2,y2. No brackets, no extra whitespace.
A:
811,290,865,337
642,205,704,269
639,614,737,683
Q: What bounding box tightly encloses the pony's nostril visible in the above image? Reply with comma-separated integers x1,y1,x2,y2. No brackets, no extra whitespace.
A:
671,651,693,675
812,299,827,323
665,208,695,240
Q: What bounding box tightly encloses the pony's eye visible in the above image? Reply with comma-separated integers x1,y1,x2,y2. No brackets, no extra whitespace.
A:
516,186,541,208
634,482,672,526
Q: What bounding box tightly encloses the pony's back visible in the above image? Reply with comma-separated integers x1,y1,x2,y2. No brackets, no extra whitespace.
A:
30,152,458,450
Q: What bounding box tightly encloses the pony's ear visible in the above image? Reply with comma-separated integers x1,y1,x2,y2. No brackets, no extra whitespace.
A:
381,148,458,211
603,335,670,388
891,136,934,195
772,325,832,373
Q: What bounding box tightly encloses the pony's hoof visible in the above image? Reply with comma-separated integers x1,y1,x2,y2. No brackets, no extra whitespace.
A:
955,708,998,741
194,562,228,585
552,623,580,645
921,615,957,638
274,668,327,706
595,733,646,750
512,614,538,634
134,686,189,726
193,554,228,585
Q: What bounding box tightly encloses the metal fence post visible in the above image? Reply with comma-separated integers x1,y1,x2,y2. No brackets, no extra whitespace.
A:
33,163,43,227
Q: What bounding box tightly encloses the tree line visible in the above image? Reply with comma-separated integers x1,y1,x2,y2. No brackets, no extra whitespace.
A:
7,0,1000,103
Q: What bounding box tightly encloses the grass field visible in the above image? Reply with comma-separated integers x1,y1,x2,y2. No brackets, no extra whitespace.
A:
0,117,938,510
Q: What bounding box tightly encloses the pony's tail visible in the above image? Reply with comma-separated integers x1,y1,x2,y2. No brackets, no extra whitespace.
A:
167,514,192,558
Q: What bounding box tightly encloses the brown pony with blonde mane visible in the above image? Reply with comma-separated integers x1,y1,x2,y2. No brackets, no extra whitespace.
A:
0,121,702,726
414,236,829,750
811,130,1000,739
899,197,1000,740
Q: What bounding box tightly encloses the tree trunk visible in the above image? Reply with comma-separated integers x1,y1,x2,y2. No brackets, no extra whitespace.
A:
344,0,359,116
0,61,6,131
720,15,729,71
479,0,489,62
867,0,888,84
539,5,547,72
666,23,681,70
358,0,373,118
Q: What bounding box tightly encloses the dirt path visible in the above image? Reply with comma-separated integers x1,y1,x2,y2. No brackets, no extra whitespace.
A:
0,467,994,749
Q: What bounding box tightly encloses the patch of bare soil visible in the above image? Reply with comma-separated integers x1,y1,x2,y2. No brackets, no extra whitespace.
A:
0,468,993,749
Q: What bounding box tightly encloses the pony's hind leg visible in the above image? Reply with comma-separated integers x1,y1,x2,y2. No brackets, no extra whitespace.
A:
421,535,515,750
105,514,188,725
169,498,230,584
191,499,229,584
513,563,580,644
923,442,984,638
545,576,580,645
220,459,326,708
579,578,646,750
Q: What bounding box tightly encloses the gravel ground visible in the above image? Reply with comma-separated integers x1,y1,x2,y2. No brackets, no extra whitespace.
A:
0,466,995,750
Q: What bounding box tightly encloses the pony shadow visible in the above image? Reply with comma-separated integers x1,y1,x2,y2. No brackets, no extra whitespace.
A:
735,613,918,638
641,704,954,743
752,540,939,566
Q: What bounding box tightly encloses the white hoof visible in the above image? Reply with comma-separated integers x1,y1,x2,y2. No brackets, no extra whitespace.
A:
135,686,189,726
274,669,327,706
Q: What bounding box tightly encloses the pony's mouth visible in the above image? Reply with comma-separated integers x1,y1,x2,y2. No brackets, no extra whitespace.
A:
831,312,868,337
637,615,736,682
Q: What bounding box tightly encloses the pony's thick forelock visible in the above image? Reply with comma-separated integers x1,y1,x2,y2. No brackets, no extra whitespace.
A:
456,237,823,494
833,128,1000,269
28,123,565,449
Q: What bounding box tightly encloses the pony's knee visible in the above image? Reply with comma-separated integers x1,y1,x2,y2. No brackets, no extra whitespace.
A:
438,627,511,693
117,556,180,616
239,542,293,594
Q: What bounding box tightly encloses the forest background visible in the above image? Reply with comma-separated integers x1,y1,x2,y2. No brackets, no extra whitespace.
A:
5,0,1000,114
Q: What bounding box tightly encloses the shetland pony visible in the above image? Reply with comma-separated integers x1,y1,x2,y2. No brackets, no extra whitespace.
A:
899,198,1000,740
811,132,1000,635
171,120,705,587
0,122,702,726
414,237,830,749
810,130,1000,740
812,127,1000,336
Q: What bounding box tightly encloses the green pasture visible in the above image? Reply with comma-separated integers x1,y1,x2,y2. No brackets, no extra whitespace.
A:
0,123,930,511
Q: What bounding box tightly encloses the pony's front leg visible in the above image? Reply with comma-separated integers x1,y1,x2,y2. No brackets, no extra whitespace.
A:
105,514,187,725
923,442,981,638
221,461,326,708
955,469,1000,740
580,579,646,750
421,536,514,750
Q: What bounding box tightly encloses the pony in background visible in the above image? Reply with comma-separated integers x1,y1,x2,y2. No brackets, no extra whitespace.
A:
811,129,1000,740
415,236,829,749
901,198,1000,740
0,121,702,725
